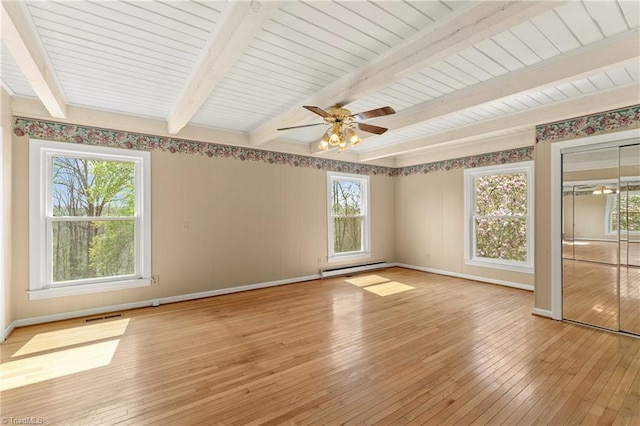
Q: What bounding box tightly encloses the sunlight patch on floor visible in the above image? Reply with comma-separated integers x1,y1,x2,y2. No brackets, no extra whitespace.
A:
1,340,120,391
13,318,130,357
344,274,415,297
362,281,415,296
345,274,389,287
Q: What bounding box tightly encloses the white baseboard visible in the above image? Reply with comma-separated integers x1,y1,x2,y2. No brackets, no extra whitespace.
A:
391,263,534,292
532,308,554,318
3,321,16,342
3,274,321,338
159,274,319,304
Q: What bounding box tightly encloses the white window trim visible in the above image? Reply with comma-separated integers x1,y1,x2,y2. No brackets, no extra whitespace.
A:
605,191,640,236
464,161,534,274
327,172,371,263
29,139,152,300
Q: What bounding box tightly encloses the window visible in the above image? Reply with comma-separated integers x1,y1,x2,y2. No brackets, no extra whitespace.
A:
607,191,640,235
464,162,533,273
327,172,370,262
29,140,151,299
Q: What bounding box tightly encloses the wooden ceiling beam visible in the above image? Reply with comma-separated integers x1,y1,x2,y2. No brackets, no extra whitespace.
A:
1,1,66,118
167,0,282,135
356,28,640,150
358,84,640,163
249,0,562,147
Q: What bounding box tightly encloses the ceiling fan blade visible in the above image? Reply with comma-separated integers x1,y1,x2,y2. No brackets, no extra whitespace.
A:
277,122,326,131
358,123,388,135
351,106,395,121
303,105,332,118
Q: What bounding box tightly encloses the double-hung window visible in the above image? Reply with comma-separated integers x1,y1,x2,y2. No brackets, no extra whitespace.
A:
327,172,370,262
464,162,533,273
606,191,640,235
29,139,151,299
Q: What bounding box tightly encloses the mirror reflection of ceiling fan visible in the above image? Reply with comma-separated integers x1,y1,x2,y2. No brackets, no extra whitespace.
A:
277,104,396,152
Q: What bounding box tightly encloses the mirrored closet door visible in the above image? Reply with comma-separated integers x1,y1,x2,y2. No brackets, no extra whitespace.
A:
619,144,640,335
562,142,640,336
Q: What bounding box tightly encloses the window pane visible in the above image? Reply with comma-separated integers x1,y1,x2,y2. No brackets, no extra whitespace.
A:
475,217,527,261
333,217,362,253
475,172,527,216
53,157,135,217
614,194,640,231
52,220,135,282
332,180,362,215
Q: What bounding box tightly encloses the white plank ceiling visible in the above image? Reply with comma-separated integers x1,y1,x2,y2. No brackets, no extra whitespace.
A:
1,0,639,166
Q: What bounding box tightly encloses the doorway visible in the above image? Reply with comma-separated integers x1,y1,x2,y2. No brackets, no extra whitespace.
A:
562,143,640,336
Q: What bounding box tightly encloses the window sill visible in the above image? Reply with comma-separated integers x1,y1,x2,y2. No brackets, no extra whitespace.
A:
328,252,372,264
465,259,533,274
29,278,152,300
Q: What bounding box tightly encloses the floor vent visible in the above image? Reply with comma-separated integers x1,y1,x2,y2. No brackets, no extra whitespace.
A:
84,313,123,323
320,261,388,279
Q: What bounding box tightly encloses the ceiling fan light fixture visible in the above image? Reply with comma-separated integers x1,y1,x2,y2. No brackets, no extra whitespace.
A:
592,185,614,195
318,134,330,150
329,123,341,145
338,134,347,150
280,104,395,153
347,128,360,146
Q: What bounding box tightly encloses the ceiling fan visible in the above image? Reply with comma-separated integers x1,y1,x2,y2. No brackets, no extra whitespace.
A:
277,104,396,152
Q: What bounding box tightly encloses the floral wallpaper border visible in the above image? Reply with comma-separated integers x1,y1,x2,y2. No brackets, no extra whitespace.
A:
395,146,533,176
536,104,640,143
15,117,533,177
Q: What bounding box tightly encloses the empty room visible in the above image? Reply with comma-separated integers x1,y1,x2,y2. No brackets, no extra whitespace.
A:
1,0,639,424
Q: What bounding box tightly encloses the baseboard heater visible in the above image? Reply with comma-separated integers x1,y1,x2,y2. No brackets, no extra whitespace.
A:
320,261,388,278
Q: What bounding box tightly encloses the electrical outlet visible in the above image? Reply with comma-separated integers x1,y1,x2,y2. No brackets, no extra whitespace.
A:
151,275,159,286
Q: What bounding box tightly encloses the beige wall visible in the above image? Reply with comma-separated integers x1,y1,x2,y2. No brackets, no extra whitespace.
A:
563,194,611,240
10,132,395,320
1,87,13,331
534,141,553,310
395,169,533,287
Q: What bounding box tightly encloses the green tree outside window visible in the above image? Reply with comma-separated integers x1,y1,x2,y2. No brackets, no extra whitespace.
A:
52,157,136,282
474,172,528,262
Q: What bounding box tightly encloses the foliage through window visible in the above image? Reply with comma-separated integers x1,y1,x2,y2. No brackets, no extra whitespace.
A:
52,157,136,282
609,192,640,233
30,140,151,299
464,162,533,272
327,172,370,260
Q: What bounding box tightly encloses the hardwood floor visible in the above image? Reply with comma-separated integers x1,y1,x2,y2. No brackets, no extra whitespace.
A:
1,267,639,425
563,239,640,334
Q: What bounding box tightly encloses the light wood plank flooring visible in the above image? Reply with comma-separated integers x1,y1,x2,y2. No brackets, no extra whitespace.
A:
1,268,639,425
562,239,640,334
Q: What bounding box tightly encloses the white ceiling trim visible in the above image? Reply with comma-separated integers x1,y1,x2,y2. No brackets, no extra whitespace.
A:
359,84,640,163
394,130,535,168
350,28,640,152
1,1,66,118
167,0,282,135
249,0,563,147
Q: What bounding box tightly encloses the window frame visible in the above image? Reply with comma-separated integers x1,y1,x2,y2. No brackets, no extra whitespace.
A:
464,161,534,274
29,139,152,300
326,171,371,263
606,190,640,236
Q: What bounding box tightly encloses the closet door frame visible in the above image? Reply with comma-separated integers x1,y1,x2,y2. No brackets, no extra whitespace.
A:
550,128,639,322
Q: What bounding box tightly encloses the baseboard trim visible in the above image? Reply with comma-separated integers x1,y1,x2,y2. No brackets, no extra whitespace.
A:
159,274,320,305
3,321,17,342
532,308,554,318
391,263,534,292
5,274,321,335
